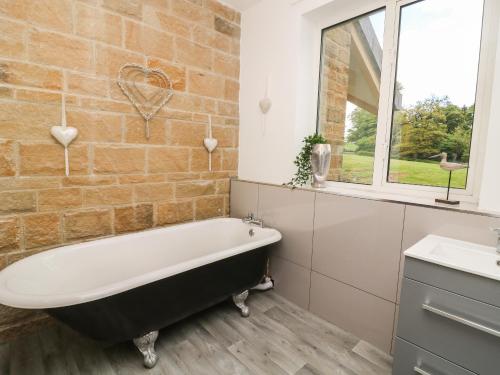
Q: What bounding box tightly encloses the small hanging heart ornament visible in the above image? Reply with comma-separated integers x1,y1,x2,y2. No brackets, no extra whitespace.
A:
203,137,218,153
259,97,272,114
117,63,174,139
50,95,78,177
51,126,78,148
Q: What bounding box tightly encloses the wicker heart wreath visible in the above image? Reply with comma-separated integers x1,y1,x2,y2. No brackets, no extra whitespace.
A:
117,64,174,139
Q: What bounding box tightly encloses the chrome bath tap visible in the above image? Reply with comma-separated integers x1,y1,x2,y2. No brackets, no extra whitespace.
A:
242,213,264,228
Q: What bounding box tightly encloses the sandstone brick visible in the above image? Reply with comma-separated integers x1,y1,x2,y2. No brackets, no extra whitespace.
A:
67,111,122,143
176,38,212,70
0,19,26,59
143,7,191,38
211,126,235,148
167,94,204,112
25,0,73,32
216,179,230,194
64,209,112,241
83,186,133,206
79,97,135,114
195,196,223,219
95,45,145,78
222,149,238,170
191,148,221,172
0,177,60,191
103,0,142,18
231,38,240,56
134,183,174,202
144,59,186,92
38,188,82,211
0,86,12,98
0,61,62,90
0,0,26,19
171,0,212,27
217,101,238,117
23,213,61,249
0,217,20,253
214,16,240,38
67,72,108,97
62,176,117,187
28,30,93,72
93,147,146,174
75,3,122,46
205,0,237,22
20,144,89,176
192,26,231,53
114,204,153,233
147,147,189,173
188,71,225,98
176,181,215,198
15,90,61,104
0,191,36,214
118,174,166,184
0,102,59,141
0,141,16,177
214,52,239,78
125,116,166,145
157,201,193,225
166,172,200,181
125,21,174,61
169,121,206,147
224,79,239,102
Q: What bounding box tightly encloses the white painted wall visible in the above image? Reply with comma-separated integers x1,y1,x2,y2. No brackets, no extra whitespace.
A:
238,0,500,212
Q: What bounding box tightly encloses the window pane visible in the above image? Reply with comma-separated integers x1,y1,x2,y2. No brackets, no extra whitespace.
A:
388,0,483,189
317,9,386,185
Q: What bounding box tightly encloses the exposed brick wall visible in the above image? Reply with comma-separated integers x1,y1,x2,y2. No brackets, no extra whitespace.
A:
0,0,240,339
318,26,351,180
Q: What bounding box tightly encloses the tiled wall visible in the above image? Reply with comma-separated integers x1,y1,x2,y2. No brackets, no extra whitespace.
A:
0,0,240,339
230,180,500,354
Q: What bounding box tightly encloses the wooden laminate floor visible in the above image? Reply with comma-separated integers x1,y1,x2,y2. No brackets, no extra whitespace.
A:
0,291,393,375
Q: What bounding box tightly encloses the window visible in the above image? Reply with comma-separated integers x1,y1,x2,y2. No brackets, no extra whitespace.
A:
316,0,488,198
317,9,386,185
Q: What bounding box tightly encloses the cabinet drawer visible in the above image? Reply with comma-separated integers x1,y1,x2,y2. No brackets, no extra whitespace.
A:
398,278,500,375
393,338,476,375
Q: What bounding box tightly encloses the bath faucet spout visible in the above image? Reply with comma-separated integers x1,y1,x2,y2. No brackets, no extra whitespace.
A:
242,213,264,228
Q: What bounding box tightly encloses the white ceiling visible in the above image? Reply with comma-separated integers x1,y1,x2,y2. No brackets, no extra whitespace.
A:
219,0,261,12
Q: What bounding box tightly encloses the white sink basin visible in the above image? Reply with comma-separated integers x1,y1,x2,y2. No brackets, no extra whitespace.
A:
404,235,500,281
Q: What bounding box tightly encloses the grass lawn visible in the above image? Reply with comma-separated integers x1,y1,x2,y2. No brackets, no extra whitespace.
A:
340,154,468,188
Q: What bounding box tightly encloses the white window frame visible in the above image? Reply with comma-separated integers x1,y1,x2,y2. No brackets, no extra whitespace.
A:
317,0,497,203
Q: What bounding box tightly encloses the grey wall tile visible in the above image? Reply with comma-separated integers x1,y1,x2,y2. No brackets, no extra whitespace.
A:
230,180,259,218
310,272,396,353
312,193,405,302
402,205,500,250
269,256,311,309
258,185,315,268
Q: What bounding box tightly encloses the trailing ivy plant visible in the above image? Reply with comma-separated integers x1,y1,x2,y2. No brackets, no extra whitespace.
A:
286,133,328,188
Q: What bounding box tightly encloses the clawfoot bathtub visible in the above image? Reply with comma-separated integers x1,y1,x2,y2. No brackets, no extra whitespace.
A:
0,218,281,368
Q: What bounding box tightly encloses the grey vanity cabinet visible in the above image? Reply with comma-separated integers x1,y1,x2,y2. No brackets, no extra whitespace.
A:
393,258,500,375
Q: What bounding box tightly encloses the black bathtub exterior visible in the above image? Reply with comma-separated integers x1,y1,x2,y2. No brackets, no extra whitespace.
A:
46,247,268,343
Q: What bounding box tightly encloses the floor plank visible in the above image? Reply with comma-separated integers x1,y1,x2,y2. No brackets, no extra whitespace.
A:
1,291,392,375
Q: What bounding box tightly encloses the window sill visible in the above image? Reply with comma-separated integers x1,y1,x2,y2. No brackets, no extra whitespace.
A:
234,178,500,218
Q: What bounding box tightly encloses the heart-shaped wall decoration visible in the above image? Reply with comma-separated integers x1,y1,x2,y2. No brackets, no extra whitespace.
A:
51,126,78,147
203,137,218,153
259,97,272,114
117,64,174,138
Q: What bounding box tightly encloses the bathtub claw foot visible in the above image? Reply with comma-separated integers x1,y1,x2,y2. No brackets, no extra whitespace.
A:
133,331,159,369
233,290,250,317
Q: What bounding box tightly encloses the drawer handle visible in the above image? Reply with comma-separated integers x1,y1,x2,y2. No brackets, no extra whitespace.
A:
414,367,433,375
422,304,500,338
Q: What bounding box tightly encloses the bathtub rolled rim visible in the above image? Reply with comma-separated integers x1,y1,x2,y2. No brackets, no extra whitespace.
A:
0,218,282,310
